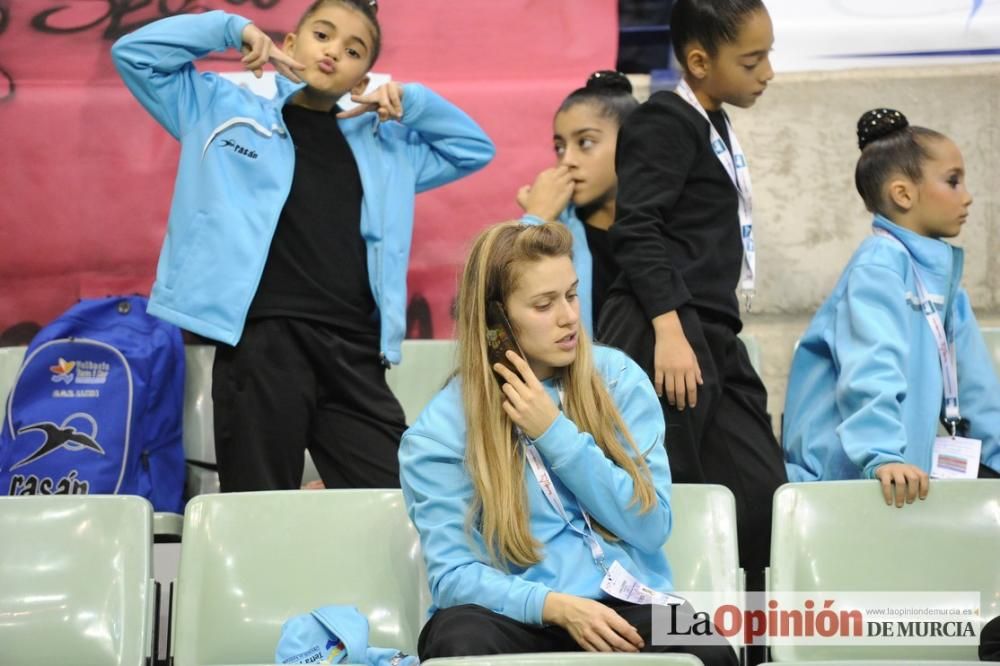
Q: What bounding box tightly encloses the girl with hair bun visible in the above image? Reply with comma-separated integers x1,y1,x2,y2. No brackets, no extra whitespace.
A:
517,71,639,334
783,109,1000,504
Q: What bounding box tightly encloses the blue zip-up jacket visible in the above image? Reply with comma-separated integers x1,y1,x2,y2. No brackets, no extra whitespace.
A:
522,209,594,336
399,345,673,625
111,11,494,364
783,215,1000,481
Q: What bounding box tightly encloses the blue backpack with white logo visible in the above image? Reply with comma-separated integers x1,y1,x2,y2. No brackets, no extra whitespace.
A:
0,296,185,512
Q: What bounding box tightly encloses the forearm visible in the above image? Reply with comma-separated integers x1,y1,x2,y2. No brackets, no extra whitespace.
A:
531,415,670,552
609,210,691,319
111,10,247,137
433,561,552,625
397,83,495,189
112,11,247,76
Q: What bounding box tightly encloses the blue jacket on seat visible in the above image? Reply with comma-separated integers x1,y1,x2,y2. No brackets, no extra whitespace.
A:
276,605,417,665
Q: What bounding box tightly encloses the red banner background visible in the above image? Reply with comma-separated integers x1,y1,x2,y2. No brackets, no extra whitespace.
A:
0,0,617,341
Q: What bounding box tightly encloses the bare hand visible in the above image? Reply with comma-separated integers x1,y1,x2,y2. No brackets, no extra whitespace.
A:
492,351,560,440
240,24,304,82
517,166,575,222
652,312,702,410
874,463,929,508
542,592,644,652
337,81,404,121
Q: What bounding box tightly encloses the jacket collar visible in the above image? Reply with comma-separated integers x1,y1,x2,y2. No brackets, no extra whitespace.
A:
272,75,377,132
273,74,308,107
872,213,963,280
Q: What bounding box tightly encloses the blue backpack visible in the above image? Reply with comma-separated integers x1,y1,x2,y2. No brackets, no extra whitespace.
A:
0,296,185,512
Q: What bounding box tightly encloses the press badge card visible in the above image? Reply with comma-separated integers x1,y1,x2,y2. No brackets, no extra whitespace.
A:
600,561,684,607
931,436,982,479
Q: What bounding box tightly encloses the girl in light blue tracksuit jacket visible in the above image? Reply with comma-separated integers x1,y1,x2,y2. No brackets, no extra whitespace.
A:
518,72,638,336
783,109,1000,506
399,222,736,665
112,2,493,491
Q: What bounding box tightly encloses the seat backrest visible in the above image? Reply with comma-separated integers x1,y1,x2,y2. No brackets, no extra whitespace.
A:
386,340,457,424
663,484,742,619
0,495,154,665
981,326,1000,376
0,345,26,411
180,345,327,490
185,341,460,463
737,333,762,374
172,489,428,666
769,480,1000,662
182,345,216,464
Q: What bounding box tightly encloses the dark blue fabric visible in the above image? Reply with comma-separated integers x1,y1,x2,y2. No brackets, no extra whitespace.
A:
1,295,185,512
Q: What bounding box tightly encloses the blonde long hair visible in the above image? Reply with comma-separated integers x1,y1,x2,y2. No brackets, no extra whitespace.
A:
456,221,657,568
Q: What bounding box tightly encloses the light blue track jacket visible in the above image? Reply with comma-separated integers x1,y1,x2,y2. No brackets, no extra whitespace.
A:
112,11,494,363
783,215,1000,481
521,208,594,336
399,345,673,625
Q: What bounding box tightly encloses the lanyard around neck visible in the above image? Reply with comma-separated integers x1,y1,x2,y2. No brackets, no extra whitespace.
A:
675,78,755,310
523,443,607,572
873,227,961,431
520,384,607,572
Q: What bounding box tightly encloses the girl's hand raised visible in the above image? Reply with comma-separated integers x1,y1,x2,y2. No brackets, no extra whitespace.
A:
337,81,404,121
493,351,560,440
240,24,304,82
517,166,575,223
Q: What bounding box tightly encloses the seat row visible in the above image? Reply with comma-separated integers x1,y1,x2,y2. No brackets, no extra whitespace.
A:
0,485,738,665
1,479,997,665
0,335,763,501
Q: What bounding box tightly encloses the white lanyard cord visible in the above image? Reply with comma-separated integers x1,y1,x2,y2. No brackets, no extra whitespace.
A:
523,443,607,573
675,78,755,310
521,384,607,573
873,228,961,432
521,387,684,607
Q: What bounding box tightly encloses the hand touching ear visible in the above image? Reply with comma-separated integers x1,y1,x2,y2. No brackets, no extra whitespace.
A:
492,351,560,440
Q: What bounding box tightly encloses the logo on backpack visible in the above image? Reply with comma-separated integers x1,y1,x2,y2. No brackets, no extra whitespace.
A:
11,414,105,470
50,358,75,384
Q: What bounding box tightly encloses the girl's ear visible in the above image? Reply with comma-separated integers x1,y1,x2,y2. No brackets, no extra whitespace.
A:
350,75,371,97
684,43,711,80
887,177,915,212
282,32,297,53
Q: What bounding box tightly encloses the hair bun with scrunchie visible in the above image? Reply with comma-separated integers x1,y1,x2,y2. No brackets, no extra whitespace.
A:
586,70,633,95
857,108,909,150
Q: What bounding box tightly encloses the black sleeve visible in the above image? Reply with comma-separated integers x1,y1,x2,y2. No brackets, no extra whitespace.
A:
610,99,698,321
